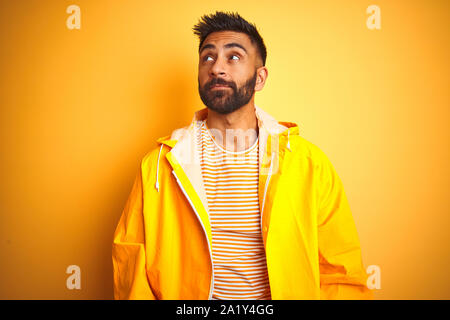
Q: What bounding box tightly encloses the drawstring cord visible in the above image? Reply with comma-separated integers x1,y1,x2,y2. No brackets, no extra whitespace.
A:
286,129,291,152
155,144,163,192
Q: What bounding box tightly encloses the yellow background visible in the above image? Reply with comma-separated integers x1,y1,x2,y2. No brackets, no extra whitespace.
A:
0,0,448,299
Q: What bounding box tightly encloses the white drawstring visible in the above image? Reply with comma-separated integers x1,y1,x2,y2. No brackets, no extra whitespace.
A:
155,144,163,192
286,129,291,151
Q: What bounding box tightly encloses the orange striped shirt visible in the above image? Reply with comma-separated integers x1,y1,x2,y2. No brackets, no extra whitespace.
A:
196,120,271,300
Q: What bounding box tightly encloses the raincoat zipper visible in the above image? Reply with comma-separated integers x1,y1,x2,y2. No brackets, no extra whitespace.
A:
171,170,214,300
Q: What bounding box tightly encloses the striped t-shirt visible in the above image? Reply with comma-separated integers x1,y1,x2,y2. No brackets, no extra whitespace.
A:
196,120,271,300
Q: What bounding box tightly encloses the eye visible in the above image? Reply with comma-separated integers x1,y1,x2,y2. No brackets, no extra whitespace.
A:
230,55,240,60
203,56,213,62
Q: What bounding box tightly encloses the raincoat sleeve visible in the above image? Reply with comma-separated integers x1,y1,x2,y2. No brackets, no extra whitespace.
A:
316,150,373,300
112,163,156,300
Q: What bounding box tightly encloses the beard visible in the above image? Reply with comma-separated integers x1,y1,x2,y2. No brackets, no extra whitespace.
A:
198,71,258,115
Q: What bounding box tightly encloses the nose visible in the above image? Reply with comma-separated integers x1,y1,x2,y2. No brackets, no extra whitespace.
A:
210,55,227,77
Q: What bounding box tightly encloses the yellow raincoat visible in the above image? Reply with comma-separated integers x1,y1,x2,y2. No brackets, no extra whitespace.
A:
112,106,373,300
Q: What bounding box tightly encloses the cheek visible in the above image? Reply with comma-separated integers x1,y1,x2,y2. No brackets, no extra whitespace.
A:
199,80,211,92
198,63,210,73
198,67,209,80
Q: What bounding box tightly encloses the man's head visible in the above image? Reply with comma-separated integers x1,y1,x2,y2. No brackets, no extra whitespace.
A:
193,11,268,114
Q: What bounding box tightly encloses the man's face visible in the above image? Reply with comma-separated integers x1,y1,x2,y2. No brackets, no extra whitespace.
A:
198,31,260,114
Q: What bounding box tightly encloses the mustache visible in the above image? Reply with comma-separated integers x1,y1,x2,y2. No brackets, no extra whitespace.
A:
207,78,235,90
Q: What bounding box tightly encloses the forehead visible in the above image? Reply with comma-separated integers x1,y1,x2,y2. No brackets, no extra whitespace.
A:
200,31,253,52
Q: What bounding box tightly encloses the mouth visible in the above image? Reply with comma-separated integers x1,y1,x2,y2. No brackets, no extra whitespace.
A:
210,84,230,90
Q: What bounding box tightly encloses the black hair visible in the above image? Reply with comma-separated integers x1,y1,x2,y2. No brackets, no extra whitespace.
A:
192,11,267,66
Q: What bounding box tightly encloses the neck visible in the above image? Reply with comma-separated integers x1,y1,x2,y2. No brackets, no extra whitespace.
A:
206,101,259,152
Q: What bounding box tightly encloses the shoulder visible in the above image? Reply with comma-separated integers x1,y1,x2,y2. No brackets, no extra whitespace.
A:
289,135,331,166
287,135,343,186
141,145,162,169
140,123,191,169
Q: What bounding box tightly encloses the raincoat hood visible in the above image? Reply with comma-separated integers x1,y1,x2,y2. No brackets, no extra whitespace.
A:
157,104,296,147
153,105,299,217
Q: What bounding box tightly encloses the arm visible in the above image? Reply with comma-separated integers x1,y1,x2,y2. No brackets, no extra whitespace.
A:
112,164,156,299
315,150,373,300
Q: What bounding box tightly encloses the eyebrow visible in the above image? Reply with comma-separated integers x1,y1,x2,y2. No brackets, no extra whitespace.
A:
199,42,248,55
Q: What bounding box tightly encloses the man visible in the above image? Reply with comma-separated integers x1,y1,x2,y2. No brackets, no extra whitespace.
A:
112,11,372,300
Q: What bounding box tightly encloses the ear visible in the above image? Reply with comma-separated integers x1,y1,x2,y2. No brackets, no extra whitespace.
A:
254,66,268,92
